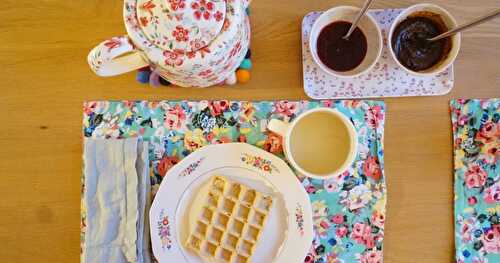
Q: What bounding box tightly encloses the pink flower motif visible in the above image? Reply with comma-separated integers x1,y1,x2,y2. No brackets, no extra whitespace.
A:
335,226,348,237
123,100,135,108
305,185,316,194
359,250,383,263
365,105,384,129
461,222,473,243
484,144,498,164
482,225,500,254
472,258,488,263
263,132,283,154
322,100,333,107
464,164,487,189
483,182,499,204
304,245,318,263
141,0,156,14
83,102,97,115
330,214,344,224
191,0,214,20
467,196,477,206
164,50,184,66
363,155,382,181
190,39,206,51
274,101,298,117
208,100,229,116
139,17,149,26
238,135,247,143
214,11,224,22
229,41,242,58
168,0,185,11
371,211,385,228
351,222,372,246
103,37,122,52
157,156,180,177
164,104,186,129
364,235,376,249
172,26,189,42
476,121,499,143
319,220,330,230
214,136,231,144
198,69,213,78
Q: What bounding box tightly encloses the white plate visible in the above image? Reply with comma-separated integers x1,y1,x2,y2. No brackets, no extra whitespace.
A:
150,143,313,263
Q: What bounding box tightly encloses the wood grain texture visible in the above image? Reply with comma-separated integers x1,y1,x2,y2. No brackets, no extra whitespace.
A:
0,0,499,262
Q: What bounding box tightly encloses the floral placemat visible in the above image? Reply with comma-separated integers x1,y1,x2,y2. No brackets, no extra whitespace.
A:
82,100,387,262
451,99,499,263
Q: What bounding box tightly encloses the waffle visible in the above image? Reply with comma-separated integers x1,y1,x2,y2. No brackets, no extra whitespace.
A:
185,176,274,263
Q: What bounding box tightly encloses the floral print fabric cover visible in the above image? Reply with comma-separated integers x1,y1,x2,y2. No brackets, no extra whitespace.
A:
82,100,387,263
451,99,500,263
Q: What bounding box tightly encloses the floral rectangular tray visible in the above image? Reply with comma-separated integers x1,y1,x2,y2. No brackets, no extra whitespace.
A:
302,9,454,99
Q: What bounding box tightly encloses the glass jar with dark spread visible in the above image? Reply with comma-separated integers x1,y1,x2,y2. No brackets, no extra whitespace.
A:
391,12,452,71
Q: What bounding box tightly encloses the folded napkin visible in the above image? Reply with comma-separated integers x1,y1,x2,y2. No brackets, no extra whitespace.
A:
82,138,151,263
451,99,499,263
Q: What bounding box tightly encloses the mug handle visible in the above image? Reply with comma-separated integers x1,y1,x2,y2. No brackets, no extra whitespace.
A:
88,36,149,77
267,119,290,137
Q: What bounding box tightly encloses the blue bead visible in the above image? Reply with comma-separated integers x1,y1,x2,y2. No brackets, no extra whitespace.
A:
246,8,250,16
136,71,150,84
239,59,252,70
245,49,251,59
463,250,471,258
474,229,482,238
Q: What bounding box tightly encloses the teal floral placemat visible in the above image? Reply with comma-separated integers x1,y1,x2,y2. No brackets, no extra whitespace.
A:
82,100,386,263
451,99,499,263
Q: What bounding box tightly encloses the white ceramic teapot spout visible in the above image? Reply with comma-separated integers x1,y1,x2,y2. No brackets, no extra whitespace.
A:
88,0,251,88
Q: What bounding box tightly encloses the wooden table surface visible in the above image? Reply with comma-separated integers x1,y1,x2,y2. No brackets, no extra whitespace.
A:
0,0,499,262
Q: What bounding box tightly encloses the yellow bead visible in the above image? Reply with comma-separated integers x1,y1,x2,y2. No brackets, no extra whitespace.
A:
236,69,251,84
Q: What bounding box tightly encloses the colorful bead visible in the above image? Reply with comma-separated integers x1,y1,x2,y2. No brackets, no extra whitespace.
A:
246,8,250,16
225,72,237,85
239,59,252,70
245,49,251,59
159,77,171,86
236,69,250,84
149,71,161,87
136,70,151,84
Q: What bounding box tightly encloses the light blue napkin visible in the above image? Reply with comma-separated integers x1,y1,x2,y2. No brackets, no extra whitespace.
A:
83,138,151,263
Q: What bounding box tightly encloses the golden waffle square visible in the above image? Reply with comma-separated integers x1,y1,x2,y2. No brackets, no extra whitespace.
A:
185,176,274,263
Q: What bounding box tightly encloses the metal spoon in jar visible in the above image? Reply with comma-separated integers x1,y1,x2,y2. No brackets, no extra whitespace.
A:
428,9,500,41
343,0,375,40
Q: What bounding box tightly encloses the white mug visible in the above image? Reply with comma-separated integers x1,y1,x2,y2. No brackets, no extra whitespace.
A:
268,108,358,179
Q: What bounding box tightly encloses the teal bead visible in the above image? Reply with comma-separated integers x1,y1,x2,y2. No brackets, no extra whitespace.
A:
239,59,252,70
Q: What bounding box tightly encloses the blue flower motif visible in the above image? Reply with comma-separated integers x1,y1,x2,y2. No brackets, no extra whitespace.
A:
230,102,239,111
328,238,337,246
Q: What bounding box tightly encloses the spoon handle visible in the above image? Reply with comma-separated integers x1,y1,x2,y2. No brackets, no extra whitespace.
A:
429,9,500,41
344,0,375,39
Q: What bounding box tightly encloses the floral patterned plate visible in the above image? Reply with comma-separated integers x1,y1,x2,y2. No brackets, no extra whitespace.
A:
150,143,313,263
302,9,454,99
